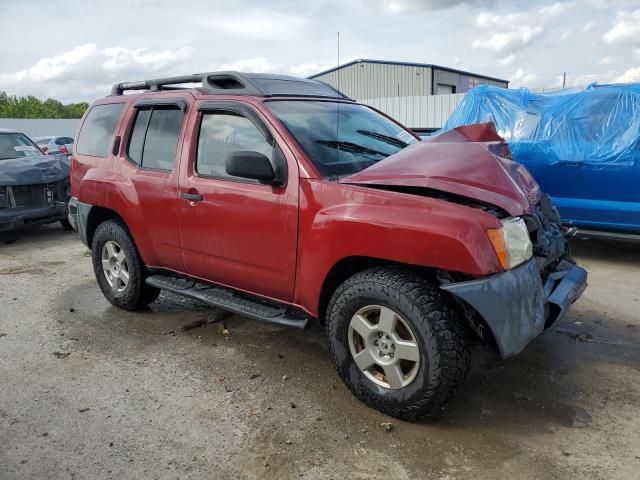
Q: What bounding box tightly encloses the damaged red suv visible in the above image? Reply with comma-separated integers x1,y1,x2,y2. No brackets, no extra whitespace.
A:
68,72,587,420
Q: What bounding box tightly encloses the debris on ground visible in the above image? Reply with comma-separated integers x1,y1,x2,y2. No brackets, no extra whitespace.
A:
180,318,208,332
381,422,393,432
78,407,90,413
572,407,592,428
52,351,70,359
282,375,289,381
249,373,261,380
68,308,75,313
0,332,6,338
290,402,296,409
163,311,233,335
556,327,593,342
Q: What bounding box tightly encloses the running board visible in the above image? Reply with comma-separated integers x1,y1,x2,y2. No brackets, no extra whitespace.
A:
146,275,312,330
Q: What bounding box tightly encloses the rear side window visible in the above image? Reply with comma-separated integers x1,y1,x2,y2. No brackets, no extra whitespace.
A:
76,103,125,157
127,107,183,171
55,137,74,145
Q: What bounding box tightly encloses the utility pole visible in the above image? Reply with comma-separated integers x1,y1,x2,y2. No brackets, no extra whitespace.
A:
562,72,566,88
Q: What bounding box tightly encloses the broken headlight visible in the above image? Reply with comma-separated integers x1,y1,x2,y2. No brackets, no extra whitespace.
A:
487,217,533,270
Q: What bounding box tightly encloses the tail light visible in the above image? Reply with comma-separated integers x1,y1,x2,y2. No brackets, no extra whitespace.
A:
41,145,48,153
59,145,69,154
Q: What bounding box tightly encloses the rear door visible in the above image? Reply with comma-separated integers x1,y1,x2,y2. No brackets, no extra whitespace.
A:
178,101,299,302
114,96,190,271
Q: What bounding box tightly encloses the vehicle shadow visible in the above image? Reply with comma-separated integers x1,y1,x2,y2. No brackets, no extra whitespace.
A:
0,223,76,248
569,236,640,265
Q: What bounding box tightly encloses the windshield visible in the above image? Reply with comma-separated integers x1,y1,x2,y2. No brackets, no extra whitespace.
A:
267,100,417,178
0,133,44,160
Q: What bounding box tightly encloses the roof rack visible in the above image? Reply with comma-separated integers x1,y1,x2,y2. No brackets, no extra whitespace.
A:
110,71,352,100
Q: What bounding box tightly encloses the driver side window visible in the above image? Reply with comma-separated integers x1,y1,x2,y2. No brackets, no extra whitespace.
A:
196,111,273,181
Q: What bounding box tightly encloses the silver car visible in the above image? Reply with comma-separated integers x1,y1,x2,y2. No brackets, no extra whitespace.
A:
34,136,74,155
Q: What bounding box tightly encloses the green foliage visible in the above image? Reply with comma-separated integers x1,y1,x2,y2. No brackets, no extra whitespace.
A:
0,91,88,119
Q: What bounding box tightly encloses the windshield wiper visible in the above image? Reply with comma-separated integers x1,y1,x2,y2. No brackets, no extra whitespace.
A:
316,140,389,158
356,129,409,148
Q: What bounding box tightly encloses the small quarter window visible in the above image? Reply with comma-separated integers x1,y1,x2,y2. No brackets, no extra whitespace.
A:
77,103,125,157
196,112,273,181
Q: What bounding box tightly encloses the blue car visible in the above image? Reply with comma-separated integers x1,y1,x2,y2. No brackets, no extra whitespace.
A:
443,84,640,234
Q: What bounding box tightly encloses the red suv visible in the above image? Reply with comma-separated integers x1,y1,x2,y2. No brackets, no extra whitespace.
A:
68,72,587,420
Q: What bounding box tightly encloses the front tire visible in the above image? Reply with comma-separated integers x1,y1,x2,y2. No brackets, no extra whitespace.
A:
326,267,470,421
91,219,160,310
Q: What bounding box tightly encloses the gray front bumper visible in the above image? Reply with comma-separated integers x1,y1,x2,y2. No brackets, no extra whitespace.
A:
442,258,587,358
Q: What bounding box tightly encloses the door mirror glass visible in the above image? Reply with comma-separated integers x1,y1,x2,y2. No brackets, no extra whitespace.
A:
225,151,278,183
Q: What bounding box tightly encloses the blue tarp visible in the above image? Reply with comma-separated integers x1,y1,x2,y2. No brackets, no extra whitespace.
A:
442,83,640,170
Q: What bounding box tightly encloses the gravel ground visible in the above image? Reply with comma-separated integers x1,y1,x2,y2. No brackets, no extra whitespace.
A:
1,225,639,480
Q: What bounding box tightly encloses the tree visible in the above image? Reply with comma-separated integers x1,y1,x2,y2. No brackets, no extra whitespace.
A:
0,91,88,119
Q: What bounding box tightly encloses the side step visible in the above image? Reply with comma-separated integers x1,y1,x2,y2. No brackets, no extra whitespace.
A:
572,228,640,242
145,275,312,330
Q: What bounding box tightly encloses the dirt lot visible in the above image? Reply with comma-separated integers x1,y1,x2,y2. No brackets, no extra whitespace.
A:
0,225,639,480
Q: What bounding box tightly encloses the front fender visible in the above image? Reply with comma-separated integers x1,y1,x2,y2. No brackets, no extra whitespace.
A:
294,179,504,316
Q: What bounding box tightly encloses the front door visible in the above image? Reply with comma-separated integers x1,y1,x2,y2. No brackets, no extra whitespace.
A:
178,103,299,302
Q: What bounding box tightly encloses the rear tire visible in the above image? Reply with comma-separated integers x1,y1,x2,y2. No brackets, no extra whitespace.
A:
325,267,470,421
91,219,160,310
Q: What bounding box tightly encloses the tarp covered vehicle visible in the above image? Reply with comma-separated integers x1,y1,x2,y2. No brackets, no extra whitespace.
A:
0,129,71,231
443,84,640,234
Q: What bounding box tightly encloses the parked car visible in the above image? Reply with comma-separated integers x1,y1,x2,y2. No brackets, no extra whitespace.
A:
68,72,587,420
0,128,72,231
443,83,640,235
34,136,74,156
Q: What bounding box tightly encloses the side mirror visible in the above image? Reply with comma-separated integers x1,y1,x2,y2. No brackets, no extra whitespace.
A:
225,151,281,184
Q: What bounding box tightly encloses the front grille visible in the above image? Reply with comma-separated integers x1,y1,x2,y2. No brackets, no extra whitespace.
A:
2,179,69,209
524,194,567,269
11,184,47,207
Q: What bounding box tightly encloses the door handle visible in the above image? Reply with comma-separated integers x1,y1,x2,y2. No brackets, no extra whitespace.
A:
180,192,203,202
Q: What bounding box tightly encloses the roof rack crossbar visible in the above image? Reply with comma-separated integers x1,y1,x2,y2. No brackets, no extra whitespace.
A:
109,71,351,100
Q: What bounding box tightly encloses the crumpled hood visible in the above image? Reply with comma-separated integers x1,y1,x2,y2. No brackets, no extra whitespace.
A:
0,154,70,186
341,123,541,216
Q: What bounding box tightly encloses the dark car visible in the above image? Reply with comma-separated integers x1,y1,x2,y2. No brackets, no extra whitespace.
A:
68,72,586,420
0,129,72,231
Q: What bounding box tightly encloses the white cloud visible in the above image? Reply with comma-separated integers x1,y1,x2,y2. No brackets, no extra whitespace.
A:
498,54,516,65
604,9,640,44
616,65,640,82
204,12,308,40
0,44,194,101
510,68,539,87
472,24,544,52
289,63,321,77
538,2,570,17
472,3,573,53
583,21,594,32
2,44,97,83
382,0,493,13
219,57,277,73
102,47,191,73
599,56,613,64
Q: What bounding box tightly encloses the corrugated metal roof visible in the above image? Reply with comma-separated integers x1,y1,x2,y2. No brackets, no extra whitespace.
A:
309,58,509,85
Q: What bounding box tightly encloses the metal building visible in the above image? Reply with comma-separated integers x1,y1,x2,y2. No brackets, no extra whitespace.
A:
309,59,508,99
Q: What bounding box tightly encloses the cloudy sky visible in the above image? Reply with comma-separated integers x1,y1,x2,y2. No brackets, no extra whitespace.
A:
1,0,639,102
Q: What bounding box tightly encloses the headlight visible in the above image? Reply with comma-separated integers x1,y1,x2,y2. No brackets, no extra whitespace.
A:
487,217,533,270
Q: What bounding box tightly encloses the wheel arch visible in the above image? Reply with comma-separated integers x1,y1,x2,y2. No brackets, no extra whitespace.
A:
316,256,440,324
85,205,125,248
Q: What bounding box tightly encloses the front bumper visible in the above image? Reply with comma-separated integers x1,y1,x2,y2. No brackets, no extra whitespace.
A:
442,258,587,358
0,202,68,232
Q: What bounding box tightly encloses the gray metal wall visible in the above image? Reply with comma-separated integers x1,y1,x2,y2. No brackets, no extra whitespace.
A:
314,62,508,99
315,63,432,100
364,94,466,129
0,119,80,140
